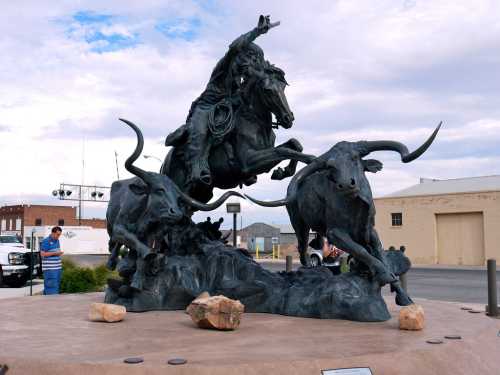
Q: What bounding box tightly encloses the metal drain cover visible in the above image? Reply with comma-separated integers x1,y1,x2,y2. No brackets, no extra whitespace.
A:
168,358,187,365
124,357,144,364
426,339,444,344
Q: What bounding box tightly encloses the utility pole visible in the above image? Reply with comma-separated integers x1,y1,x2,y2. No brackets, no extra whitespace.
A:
115,151,120,180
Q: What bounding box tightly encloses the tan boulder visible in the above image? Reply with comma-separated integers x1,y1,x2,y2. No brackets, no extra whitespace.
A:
89,302,126,323
187,295,244,330
399,304,425,331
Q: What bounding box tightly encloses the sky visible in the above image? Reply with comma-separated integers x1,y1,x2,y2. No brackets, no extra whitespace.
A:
1,0,500,228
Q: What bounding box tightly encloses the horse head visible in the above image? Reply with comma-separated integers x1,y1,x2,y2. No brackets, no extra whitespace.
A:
242,64,295,129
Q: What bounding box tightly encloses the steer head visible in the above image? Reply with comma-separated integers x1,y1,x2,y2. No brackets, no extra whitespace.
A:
321,142,384,204
120,118,244,238
286,122,442,203
128,174,185,238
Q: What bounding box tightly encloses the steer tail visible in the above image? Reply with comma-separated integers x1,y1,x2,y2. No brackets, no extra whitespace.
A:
244,194,288,207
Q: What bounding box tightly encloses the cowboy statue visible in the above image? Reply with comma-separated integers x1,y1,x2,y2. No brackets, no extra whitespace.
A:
165,15,287,189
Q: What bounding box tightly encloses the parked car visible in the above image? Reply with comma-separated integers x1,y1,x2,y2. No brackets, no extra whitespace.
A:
0,235,40,287
308,246,347,274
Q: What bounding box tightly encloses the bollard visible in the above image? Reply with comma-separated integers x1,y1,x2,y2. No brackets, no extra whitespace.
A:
286,255,293,272
256,245,259,260
487,259,499,317
400,272,408,293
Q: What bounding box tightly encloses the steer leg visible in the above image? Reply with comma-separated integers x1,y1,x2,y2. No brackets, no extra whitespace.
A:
327,228,396,285
368,229,413,305
111,225,155,290
391,280,414,306
289,207,311,267
106,241,121,270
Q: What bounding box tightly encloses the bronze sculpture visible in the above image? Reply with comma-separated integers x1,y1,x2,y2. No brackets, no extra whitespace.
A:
105,16,442,322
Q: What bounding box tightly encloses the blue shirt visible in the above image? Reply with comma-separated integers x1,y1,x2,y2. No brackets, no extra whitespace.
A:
41,236,62,271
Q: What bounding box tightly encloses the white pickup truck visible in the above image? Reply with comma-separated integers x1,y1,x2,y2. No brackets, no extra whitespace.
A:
0,235,41,287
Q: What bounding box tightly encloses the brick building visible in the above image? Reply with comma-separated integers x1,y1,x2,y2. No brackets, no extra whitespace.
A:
0,204,106,239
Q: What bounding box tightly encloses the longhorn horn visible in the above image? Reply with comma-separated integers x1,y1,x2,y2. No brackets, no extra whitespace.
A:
244,194,288,207
361,122,442,163
245,158,327,207
174,187,245,211
120,118,151,183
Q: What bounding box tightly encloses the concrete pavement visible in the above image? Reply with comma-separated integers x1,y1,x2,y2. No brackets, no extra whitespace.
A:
1,292,499,374
0,279,44,299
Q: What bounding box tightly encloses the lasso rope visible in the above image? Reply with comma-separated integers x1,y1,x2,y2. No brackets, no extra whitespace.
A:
208,99,234,139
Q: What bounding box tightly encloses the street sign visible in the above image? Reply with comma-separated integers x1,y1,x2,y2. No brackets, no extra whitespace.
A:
271,237,279,244
226,203,241,213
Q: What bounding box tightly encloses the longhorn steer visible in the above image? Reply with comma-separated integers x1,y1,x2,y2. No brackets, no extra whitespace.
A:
106,119,243,286
246,122,442,305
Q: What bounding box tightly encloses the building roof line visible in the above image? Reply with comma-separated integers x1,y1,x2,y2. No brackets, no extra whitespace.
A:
381,174,500,198
375,189,500,200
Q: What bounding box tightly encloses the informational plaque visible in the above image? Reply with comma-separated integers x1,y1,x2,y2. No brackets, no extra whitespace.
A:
322,368,373,375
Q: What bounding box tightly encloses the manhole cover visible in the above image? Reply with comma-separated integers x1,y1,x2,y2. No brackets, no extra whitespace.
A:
426,339,444,344
124,357,144,364
444,335,462,340
168,358,187,365
461,307,472,311
468,310,483,314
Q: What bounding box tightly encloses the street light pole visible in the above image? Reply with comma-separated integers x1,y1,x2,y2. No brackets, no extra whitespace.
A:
233,212,237,247
78,185,82,226
52,184,110,226
30,228,35,296
226,202,241,248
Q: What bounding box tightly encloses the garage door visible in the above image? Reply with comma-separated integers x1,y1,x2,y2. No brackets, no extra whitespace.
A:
436,212,485,266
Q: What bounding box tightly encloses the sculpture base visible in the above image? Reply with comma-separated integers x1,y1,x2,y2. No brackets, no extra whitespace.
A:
1,293,498,375
105,241,410,322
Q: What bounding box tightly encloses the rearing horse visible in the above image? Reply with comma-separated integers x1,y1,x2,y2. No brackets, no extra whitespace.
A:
161,67,314,203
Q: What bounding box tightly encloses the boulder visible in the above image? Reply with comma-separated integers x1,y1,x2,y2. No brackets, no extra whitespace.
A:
89,302,126,322
187,295,244,330
399,304,425,331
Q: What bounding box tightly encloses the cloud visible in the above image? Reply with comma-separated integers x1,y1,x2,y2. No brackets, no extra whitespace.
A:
155,17,201,41
0,1,499,226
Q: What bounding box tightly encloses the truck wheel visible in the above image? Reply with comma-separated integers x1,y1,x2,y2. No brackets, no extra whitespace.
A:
5,275,28,288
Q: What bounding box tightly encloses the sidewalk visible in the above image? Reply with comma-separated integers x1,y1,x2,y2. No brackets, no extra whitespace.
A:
0,279,44,299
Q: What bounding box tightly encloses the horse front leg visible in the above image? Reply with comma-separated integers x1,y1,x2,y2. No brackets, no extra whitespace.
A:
242,147,315,177
271,138,308,180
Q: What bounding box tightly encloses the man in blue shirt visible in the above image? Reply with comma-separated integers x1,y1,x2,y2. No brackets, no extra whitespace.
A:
40,226,64,294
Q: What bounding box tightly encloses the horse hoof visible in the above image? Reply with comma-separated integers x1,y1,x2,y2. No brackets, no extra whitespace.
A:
271,168,285,180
